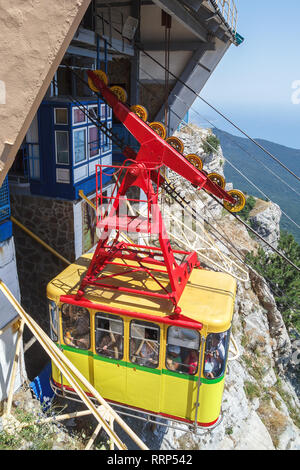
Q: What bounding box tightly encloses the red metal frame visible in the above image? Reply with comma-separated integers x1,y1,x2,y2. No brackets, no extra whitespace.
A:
75,71,237,313
61,294,203,330
87,70,236,204
76,161,199,312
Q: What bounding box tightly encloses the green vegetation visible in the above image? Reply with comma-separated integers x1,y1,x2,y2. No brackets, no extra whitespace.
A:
246,231,300,332
275,378,300,428
238,195,256,222
244,381,261,400
0,397,87,450
202,134,220,154
225,426,233,436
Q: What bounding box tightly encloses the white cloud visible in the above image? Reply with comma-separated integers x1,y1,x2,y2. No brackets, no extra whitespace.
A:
291,80,300,105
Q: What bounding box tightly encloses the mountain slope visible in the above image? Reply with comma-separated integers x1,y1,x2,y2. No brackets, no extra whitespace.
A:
213,128,300,243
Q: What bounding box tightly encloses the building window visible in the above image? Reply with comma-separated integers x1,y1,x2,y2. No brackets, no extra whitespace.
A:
74,128,87,164
55,130,69,165
95,313,124,360
88,105,98,123
130,320,160,369
54,108,68,125
73,107,87,125
28,143,40,180
61,304,90,350
100,104,106,120
203,330,231,380
89,126,100,158
0,177,10,223
166,327,200,376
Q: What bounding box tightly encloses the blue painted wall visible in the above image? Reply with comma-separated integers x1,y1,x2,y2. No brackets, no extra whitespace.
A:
31,98,113,201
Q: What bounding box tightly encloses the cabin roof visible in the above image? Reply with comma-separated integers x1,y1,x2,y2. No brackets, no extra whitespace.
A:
47,253,236,332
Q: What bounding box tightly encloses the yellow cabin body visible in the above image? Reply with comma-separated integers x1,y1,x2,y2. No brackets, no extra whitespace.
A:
47,253,236,428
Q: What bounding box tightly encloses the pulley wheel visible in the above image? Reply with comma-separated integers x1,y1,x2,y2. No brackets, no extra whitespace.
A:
166,136,184,153
149,122,167,140
110,86,128,103
185,154,203,171
207,172,226,189
88,70,108,92
130,105,148,122
223,190,246,213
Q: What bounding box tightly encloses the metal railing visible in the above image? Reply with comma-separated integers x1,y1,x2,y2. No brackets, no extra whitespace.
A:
0,176,11,224
9,142,40,184
215,0,238,35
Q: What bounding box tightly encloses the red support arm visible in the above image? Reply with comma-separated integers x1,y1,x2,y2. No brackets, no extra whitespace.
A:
88,71,235,204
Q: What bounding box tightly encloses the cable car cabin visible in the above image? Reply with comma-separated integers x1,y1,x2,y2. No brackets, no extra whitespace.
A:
47,252,236,429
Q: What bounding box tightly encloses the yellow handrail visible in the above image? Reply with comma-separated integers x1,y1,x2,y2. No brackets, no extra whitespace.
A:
78,189,96,210
0,279,148,450
11,216,71,266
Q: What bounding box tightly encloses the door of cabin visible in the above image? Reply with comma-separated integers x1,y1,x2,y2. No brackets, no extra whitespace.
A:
126,319,162,414
93,312,126,404
161,326,202,422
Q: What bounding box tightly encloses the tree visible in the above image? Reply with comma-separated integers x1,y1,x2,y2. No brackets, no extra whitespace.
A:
202,134,220,154
246,231,300,331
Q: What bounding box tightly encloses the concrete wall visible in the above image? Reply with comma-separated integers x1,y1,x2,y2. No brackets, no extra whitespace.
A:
0,0,91,186
10,194,76,331
0,237,26,404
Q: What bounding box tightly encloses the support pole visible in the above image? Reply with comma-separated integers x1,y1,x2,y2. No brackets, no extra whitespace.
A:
0,280,148,450
85,422,103,450
5,319,25,416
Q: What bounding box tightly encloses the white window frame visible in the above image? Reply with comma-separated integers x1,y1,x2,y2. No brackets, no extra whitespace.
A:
73,127,88,166
55,130,70,165
89,125,100,159
100,103,106,121
88,104,98,124
72,106,87,126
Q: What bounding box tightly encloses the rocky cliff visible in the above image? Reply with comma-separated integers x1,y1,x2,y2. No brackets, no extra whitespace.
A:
2,126,299,451
135,125,300,451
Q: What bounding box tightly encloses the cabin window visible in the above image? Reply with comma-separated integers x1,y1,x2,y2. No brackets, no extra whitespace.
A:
61,304,90,350
203,330,231,380
130,320,160,369
166,327,200,375
95,313,124,360
49,300,59,342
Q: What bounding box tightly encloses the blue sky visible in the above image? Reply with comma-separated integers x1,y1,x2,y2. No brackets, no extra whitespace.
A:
192,0,300,149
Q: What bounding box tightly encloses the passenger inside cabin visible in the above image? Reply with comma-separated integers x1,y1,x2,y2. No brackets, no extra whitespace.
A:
203,350,218,378
96,332,122,359
204,333,227,378
95,315,123,360
166,326,200,375
166,345,182,371
134,330,159,368
62,304,90,350
184,349,198,375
